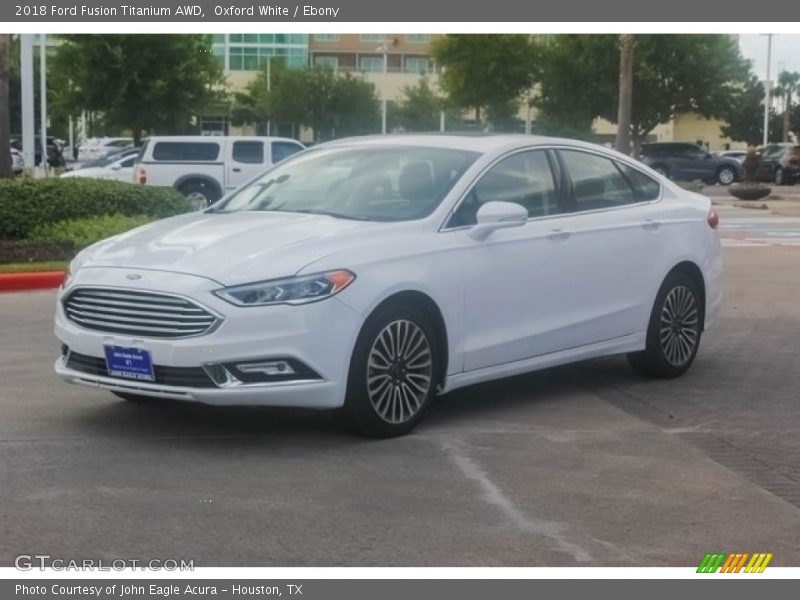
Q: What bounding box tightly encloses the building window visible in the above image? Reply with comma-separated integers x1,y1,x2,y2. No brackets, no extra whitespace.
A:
404,57,429,74
315,56,339,70
314,34,340,42
360,34,386,43
406,34,431,43
359,56,384,72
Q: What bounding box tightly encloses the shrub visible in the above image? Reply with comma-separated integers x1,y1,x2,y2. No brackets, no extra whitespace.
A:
30,214,154,251
0,178,190,240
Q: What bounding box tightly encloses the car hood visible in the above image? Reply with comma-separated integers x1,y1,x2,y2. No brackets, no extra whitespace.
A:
78,211,384,285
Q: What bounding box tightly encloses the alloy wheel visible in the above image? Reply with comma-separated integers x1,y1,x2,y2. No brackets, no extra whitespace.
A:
718,167,735,185
659,285,700,367
366,319,433,424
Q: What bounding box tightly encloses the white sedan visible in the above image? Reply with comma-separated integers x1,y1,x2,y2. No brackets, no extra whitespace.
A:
60,153,137,182
54,135,722,437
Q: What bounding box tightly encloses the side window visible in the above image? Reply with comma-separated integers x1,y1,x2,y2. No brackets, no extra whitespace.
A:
449,150,559,227
232,141,265,164
617,162,661,201
152,142,220,162
560,150,638,211
272,141,304,164
119,157,136,168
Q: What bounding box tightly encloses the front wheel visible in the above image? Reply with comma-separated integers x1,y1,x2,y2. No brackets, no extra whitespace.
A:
628,272,702,378
774,167,785,186
717,166,736,185
345,305,440,437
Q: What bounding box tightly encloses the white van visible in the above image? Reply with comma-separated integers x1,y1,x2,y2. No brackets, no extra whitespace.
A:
133,136,306,207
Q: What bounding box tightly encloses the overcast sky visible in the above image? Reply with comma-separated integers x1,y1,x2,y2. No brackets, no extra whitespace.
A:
739,34,800,80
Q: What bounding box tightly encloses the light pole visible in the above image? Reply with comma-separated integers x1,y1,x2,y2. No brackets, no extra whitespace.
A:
763,33,773,147
376,39,388,134
266,54,272,136
39,33,48,175
20,35,35,172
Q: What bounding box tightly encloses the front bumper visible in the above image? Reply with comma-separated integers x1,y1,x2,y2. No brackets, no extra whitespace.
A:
54,267,363,409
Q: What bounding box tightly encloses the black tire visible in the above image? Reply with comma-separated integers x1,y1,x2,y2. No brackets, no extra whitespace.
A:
717,165,736,186
344,303,440,438
774,167,785,186
179,181,218,210
627,271,703,379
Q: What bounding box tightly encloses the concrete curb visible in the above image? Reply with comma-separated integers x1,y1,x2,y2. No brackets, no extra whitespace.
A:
0,271,64,293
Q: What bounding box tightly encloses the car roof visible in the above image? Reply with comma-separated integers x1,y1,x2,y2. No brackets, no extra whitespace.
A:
318,133,621,156
145,135,300,143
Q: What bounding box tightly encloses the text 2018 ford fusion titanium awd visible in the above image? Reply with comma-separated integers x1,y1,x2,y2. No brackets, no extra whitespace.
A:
54,135,722,437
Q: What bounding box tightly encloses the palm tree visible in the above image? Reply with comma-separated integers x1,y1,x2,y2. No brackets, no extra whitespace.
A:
774,70,800,143
615,34,635,155
0,34,12,178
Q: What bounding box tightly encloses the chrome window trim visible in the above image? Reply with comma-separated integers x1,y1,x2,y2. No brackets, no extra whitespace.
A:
438,144,664,233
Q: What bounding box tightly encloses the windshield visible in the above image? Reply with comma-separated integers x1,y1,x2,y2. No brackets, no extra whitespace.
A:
214,145,480,222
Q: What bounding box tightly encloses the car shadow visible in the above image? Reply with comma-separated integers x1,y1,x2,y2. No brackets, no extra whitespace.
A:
74,355,645,443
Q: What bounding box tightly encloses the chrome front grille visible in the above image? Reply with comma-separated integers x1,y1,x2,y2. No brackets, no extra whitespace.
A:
63,287,219,338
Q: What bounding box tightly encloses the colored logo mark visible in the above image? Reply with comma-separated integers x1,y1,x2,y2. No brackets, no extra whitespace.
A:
697,552,773,573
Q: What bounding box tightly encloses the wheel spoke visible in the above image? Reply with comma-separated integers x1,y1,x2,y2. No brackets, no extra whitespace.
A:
367,319,433,425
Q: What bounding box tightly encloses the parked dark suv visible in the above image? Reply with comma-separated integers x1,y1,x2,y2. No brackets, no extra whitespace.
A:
639,142,743,185
756,143,800,185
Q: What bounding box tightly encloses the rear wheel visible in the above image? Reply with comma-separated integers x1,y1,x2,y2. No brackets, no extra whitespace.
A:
179,181,218,210
717,165,736,185
345,304,439,438
628,272,702,378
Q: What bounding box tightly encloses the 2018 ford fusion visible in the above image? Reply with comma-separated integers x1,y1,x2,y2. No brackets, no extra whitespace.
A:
54,135,722,437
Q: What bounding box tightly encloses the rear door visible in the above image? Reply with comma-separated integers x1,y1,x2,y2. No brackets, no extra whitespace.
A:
226,138,268,191
546,148,656,347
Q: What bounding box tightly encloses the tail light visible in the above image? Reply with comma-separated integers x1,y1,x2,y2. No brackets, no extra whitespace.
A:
787,151,800,166
707,208,719,229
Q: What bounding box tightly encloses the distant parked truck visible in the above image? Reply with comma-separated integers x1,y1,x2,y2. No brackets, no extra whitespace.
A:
133,136,306,208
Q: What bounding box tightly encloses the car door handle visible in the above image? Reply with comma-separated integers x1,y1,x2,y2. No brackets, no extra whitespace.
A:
547,229,571,241
642,219,661,230
232,167,241,173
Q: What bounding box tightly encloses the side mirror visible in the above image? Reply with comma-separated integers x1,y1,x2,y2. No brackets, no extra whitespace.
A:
468,201,528,241
705,152,712,159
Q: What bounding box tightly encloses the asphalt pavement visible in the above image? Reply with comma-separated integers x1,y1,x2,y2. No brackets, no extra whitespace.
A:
1,210,799,566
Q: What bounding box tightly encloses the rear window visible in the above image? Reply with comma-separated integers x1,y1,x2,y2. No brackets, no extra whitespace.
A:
152,142,220,162
617,163,661,201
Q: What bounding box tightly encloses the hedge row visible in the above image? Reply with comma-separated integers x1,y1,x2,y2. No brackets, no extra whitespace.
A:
30,214,155,251
0,178,190,240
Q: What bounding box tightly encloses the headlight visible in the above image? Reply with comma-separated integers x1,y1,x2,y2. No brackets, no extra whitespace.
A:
214,269,356,307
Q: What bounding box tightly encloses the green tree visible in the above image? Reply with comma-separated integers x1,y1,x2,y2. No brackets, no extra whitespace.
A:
720,76,772,146
51,35,225,144
390,77,456,132
431,34,537,127
774,70,800,142
535,35,750,153
533,35,617,139
235,65,380,141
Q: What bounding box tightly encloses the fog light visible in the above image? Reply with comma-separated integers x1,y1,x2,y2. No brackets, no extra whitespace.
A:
236,361,295,376
223,357,321,383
